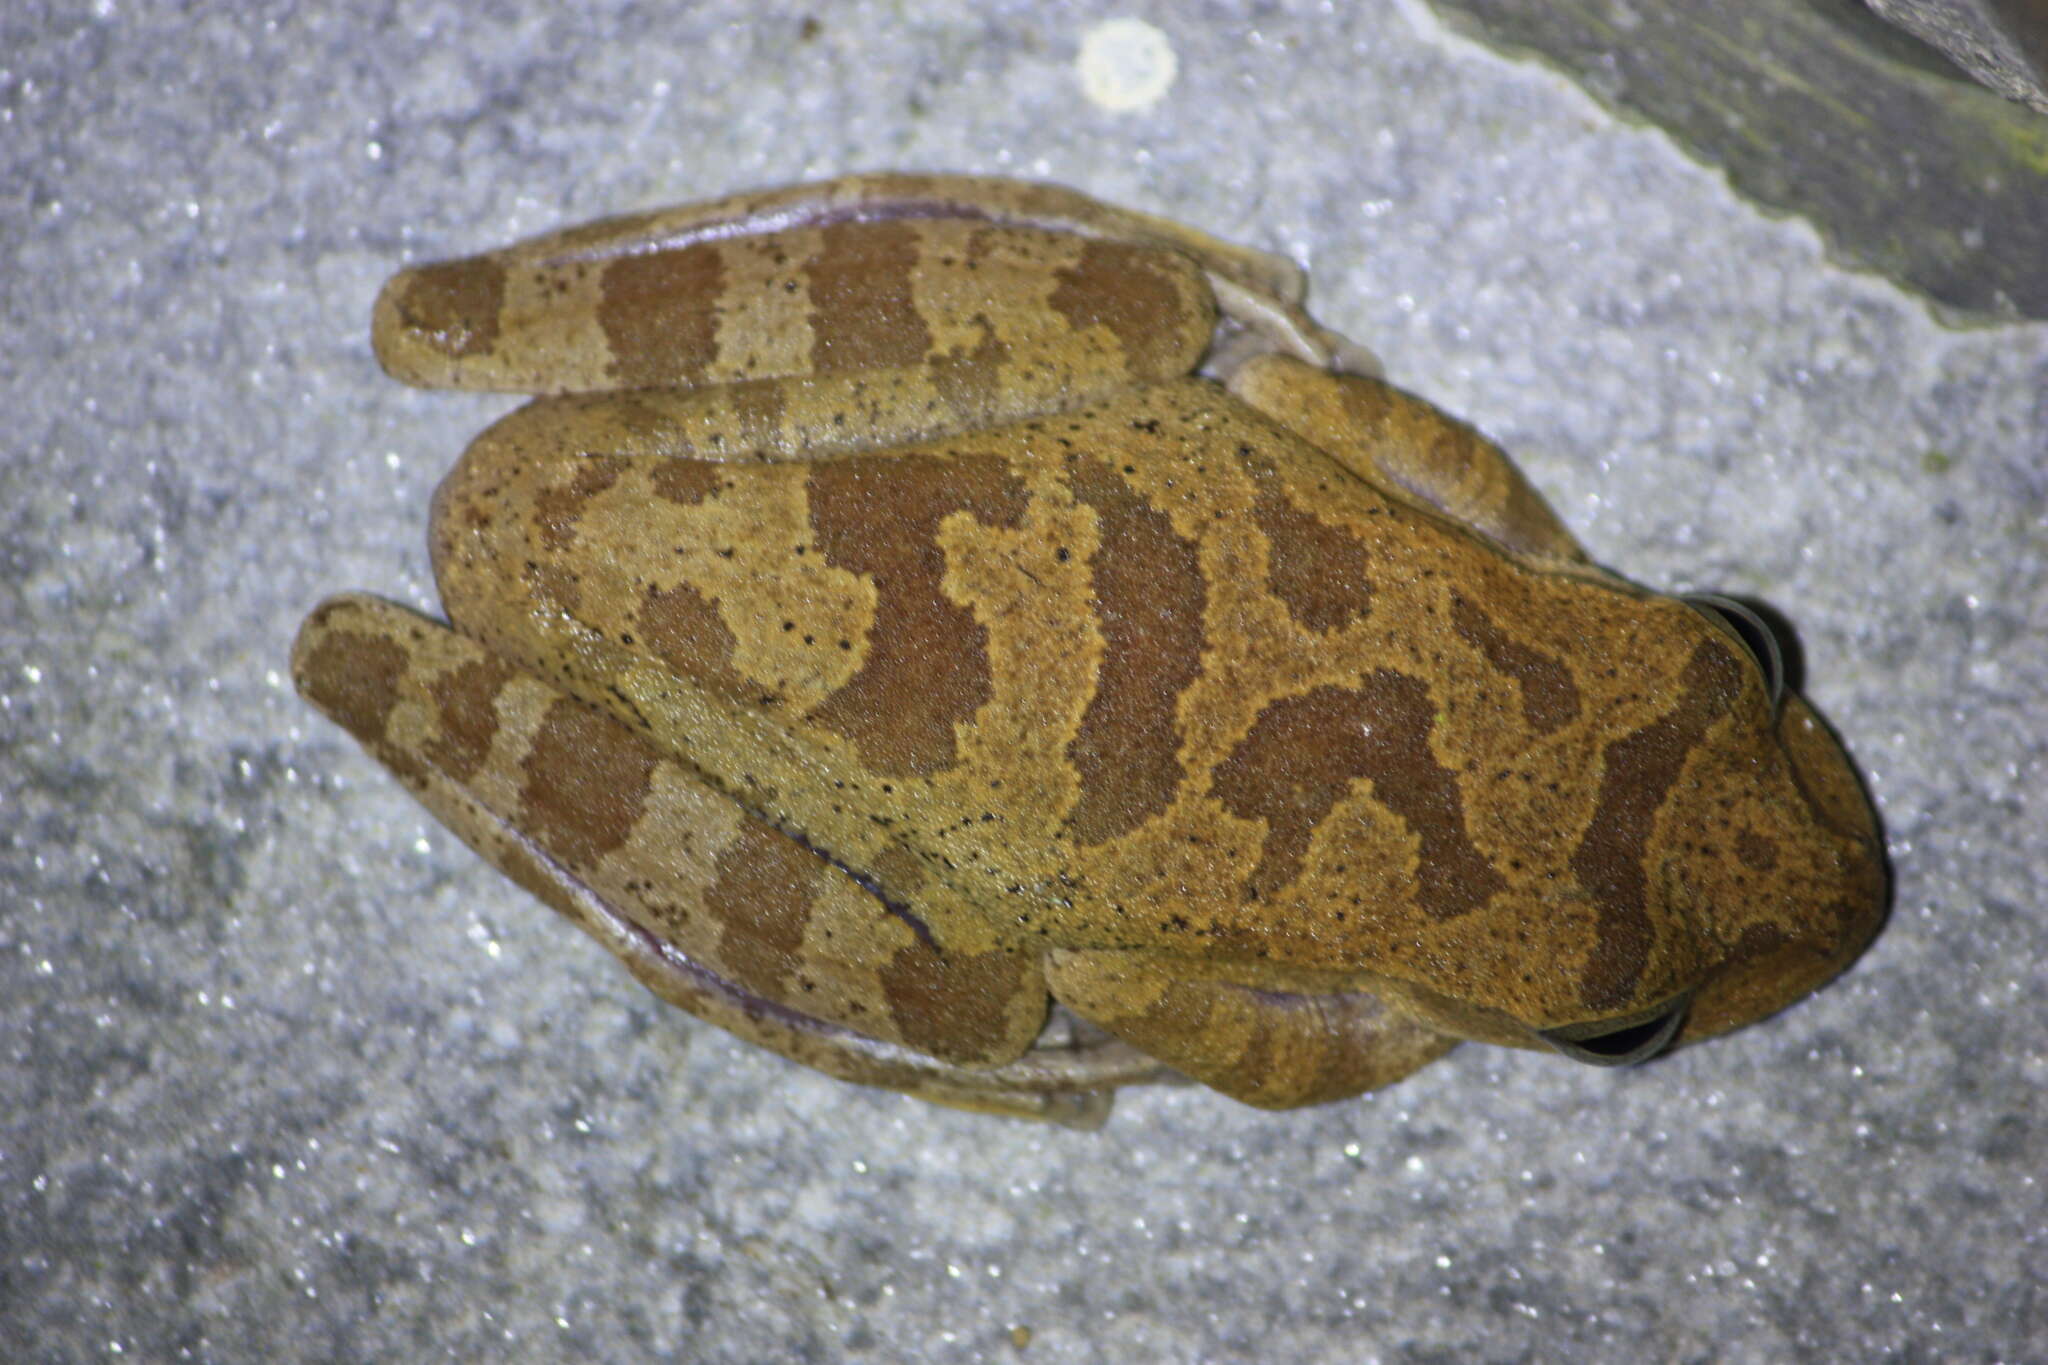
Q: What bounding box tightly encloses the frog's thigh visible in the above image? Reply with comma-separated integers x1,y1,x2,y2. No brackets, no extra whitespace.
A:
373,209,1217,437
1046,950,1457,1109
291,594,1164,1120
1228,353,1589,564
696,172,1379,374
374,171,1367,393
563,171,1311,308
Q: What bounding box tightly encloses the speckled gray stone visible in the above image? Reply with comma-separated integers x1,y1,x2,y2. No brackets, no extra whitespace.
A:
3,2,2043,1361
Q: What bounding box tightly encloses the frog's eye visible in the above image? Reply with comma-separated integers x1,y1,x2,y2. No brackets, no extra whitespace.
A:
1684,593,1787,710
1539,999,1689,1067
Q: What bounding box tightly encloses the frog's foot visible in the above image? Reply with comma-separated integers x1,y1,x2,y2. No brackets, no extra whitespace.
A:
1045,950,1457,1109
1200,274,1381,381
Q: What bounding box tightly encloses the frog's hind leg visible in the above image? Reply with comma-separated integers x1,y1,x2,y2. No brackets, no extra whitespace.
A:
371,172,1373,441
376,217,1212,460
647,171,1380,376
373,177,1217,423
292,594,1169,1126
1228,353,1591,565
1045,950,1457,1109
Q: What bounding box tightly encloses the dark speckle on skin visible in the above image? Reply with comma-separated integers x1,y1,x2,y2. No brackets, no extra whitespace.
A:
1210,672,1506,916
706,819,828,1002
804,221,934,373
1450,592,1581,735
806,452,1028,775
597,243,725,387
295,620,423,783
394,257,507,359
423,654,519,783
1240,446,1374,634
1063,453,1207,845
516,698,659,871
1049,240,1201,383
1571,639,1747,1008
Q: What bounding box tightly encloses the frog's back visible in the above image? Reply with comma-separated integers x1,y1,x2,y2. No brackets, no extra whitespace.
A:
432,377,1682,972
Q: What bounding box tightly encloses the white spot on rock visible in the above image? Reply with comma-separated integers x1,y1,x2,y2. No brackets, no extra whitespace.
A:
1077,19,1178,113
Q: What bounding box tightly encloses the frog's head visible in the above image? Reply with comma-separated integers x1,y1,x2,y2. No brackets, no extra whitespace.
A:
1345,586,1887,1066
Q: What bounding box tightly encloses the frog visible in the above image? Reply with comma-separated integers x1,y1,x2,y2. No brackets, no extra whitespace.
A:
292,173,1886,1125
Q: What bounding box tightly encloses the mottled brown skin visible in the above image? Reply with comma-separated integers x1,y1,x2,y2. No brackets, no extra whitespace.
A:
294,173,1886,1124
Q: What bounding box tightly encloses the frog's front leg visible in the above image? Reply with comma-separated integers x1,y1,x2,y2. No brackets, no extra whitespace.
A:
1045,951,1457,1109
292,594,1170,1125
1229,353,1590,565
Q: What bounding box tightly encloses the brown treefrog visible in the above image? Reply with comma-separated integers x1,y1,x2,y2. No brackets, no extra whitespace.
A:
293,174,1885,1124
